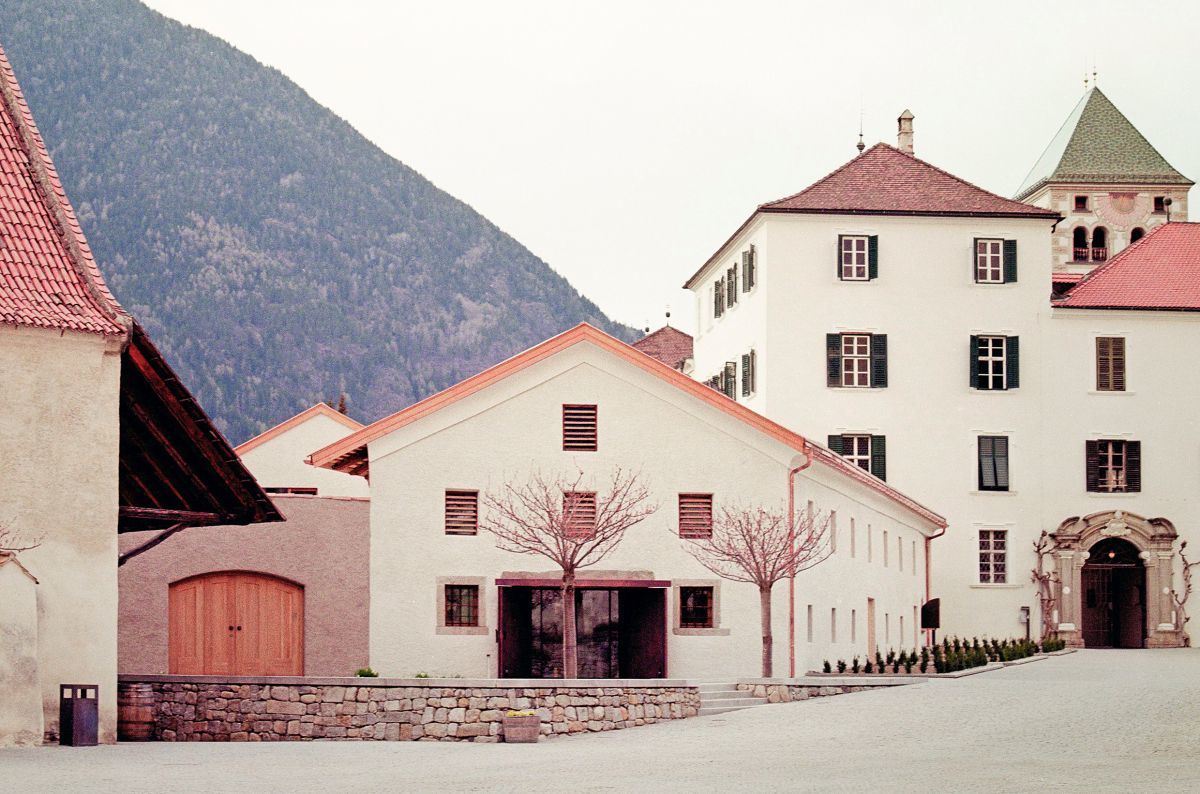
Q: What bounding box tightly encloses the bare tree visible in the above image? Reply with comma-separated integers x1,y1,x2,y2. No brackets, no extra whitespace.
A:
1171,541,1200,645
1031,531,1061,641
678,503,831,677
0,521,40,554
481,468,657,678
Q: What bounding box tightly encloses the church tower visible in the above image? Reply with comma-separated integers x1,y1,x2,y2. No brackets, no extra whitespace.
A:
1015,86,1192,273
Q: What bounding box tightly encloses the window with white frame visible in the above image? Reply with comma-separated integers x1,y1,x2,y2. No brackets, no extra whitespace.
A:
1088,439,1140,493
841,236,869,280
843,435,872,472
975,239,1003,283
978,529,1008,583
976,336,1007,390
842,334,871,387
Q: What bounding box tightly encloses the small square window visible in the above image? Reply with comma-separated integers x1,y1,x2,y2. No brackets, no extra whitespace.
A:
679,587,714,628
1154,196,1166,214
444,585,480,627
1074,195,1089,211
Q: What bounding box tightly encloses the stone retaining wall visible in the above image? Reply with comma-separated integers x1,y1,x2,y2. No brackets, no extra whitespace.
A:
118,676,699,742
737,679,909,703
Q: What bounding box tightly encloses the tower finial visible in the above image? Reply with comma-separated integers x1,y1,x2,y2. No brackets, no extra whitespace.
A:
856,102,865,154
1093,64,1098,86
665,306,671,327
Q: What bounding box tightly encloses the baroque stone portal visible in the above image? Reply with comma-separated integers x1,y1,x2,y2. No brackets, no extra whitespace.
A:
1050,511,1183,648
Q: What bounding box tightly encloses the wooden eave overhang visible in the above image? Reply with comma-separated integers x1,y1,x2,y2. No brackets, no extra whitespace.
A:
118,323,282,532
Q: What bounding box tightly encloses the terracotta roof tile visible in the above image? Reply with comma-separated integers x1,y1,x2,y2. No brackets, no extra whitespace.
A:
631,325,693,369
762,143,1060,218
0,44,127,336
1053,223,1200,311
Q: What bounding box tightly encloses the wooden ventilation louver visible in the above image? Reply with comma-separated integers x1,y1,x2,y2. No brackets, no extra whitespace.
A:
678,493,714,538
1096,337,1126,392
562,404,598,451
563,491,598,538
444,490,479,535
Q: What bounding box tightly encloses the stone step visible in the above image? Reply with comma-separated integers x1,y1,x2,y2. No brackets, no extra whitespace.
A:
697,697,765,710
699,689,761,701
696,682,740,692
698,703,762,716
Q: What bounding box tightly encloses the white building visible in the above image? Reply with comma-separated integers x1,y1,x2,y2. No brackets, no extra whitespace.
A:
685,100,1197,648
234,402,368,498
310,324,944,679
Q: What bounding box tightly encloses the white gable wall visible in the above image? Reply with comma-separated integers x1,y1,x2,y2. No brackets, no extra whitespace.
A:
240,412,368,497
367,340,936,679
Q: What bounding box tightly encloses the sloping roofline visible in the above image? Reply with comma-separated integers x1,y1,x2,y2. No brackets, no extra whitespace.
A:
308,323,946,529
684,143,1059,289
235,403,364,456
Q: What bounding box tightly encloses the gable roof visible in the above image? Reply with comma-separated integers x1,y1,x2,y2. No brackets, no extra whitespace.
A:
1015,88,1192,200
685,143,1058,288
235,403,364,456
308,323,946,529
631,325,693,369
1053,222,1200,311
0,45,128,337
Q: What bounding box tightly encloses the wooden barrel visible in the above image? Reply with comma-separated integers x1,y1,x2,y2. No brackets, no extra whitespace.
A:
117,683,156,741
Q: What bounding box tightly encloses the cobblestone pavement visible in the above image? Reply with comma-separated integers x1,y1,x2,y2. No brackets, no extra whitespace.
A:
5,649,1199,793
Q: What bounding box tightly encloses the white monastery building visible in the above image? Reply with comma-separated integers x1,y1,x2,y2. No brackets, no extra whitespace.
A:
310,324,945,679
683,91,1197,648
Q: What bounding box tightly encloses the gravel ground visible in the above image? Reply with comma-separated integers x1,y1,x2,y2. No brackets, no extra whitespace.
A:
4,649,1198,793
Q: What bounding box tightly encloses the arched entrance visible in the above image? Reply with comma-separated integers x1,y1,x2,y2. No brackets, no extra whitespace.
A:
1081,537,1145,647
1050,511,1182,648
169,571,304,675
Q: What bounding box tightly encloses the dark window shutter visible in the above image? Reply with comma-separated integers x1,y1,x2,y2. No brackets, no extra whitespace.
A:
723,362,736,398
870,334,888,388
1096,337,1112,391
727,267,737,306
749,349,756,393
978,436,995,490
714,280,723,318
741,353,751,397
1006,336,1020,390
972,237,981,283
1085,440,1100,492
969,335,980,388
870,435,887,481
826,334,842,387
1113,337,1126,391
827,435,844,455
748,245,757,289
741,250,751,291
868,236,879,280
994,436,1010,490
1126,441,1141,492
1003,239,1018,283
836,235,845,279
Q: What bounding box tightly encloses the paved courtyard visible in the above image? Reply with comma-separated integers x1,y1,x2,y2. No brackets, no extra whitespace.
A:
4,649,1199,793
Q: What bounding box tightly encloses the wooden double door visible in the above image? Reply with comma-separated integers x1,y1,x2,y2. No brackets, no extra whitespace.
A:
169,572,304,675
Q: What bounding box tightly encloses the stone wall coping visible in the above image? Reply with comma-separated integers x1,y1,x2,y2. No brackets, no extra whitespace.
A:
118,674,694,688
739,677,917,687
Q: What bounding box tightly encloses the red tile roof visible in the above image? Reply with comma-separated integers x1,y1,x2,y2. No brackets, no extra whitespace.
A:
631,325,693,369
762,144,1062,218
1054,223,1200,311
0,45,127,336
685,143,1060,288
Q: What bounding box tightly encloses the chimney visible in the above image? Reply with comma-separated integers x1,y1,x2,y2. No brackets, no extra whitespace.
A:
897,109,914,155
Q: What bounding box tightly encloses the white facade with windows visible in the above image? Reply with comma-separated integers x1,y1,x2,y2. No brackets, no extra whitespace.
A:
686,118,1199,647
310,325,942,679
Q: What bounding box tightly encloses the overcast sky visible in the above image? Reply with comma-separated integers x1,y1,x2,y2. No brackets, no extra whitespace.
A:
144,0,1200,332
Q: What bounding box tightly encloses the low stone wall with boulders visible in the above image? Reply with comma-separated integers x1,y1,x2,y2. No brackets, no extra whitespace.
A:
737,677,913,703
118,675,699,742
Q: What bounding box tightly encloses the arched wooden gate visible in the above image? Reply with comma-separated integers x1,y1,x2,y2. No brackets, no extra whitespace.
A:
169,571,304,675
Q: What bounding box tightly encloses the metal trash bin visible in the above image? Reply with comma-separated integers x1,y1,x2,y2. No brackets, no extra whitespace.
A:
59,684,99,746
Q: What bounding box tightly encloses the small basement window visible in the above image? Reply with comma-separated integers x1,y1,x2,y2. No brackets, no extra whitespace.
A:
562,404,598,451
444,584,480,627
679,586,714,628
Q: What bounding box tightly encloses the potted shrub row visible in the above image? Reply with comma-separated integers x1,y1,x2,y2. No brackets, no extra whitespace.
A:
821,636,1066,677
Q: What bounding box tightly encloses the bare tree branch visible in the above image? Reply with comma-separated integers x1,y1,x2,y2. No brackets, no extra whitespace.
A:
0,521,41,554
1031,530,1061,642
480,467,658,678
1171,540,1200,645
676,502,831,676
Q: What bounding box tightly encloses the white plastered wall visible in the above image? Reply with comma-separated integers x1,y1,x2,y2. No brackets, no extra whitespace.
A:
239,412,368,498
366,339,936,679
0,325,121,743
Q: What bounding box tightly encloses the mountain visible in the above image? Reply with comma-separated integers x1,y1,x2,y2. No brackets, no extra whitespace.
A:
0,0,632,442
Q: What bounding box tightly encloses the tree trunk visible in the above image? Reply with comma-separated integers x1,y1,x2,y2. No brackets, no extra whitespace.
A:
562,571,578,679
759,585,773,678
